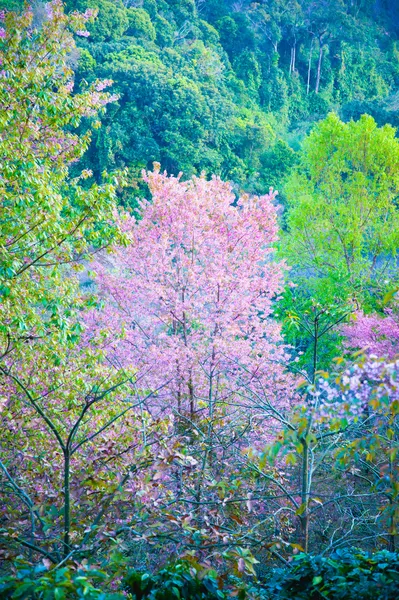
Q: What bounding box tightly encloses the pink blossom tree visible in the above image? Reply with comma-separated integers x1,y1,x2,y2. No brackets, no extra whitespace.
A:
93,165,293,423
342,308,399,358
88,166,298,565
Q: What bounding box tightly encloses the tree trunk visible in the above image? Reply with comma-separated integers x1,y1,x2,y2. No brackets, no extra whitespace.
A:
307,37,314,95
188,377,194,419
300,441,310,552
315,36,323,94
63,450,71,558
289,45,297,76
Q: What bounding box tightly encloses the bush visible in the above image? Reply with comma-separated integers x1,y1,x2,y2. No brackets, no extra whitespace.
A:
124,562,228,600
0,562,124,599
263,549,399,600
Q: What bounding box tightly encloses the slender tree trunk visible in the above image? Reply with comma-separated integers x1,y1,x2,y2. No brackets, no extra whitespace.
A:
388,455,396,552
63,450,71,558
388,498,396,552
300,441,310,552
176,359,181,412
188,377,194,419
290,38,297,76
313,318,319,384
315,36,323,94
307,37,314,95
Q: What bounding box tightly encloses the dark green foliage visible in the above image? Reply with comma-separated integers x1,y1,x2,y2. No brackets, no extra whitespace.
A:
263,549,399,600
124,562,228,599
60,0,399,198
0,562,124,599
0,562,234,600
2,552,398,599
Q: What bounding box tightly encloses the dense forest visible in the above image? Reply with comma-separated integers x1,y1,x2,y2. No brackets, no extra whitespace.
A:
1,1,399,598
5,0,399,191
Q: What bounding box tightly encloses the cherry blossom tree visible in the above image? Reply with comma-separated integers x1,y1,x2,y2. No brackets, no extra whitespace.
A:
88,166,298,564
342,309,399,359
93,165,292,421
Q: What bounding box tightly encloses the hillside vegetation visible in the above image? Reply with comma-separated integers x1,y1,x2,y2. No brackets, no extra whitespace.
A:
1,2,399,599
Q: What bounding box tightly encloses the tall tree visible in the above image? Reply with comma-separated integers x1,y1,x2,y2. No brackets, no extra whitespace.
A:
93,166,292,420
283,113,399,305
0,0,125,365
280,113,399,376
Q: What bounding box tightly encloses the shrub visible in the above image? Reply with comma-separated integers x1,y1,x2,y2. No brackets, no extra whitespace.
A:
124,562,228,600
263,549,399,600
0,562,124,600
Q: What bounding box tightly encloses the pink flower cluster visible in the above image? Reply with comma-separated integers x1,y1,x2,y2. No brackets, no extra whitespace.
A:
315,357,399,422
95,79,113,92
83,9,96,20
342,309,399,359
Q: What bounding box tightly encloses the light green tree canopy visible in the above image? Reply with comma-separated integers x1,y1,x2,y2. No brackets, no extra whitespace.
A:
283,113,399,306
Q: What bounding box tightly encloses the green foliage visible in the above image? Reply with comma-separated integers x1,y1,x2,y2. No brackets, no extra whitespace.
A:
259,139,297,194
263,549,399,599
75,0,129,42
0,0,126,355
0,562,124,600
77,47,97,75
280,113,399,373
126,8,156,41
283,113,399,305
276,289,349,376
124,562,227,599
2,552,399,599
56,0,399,197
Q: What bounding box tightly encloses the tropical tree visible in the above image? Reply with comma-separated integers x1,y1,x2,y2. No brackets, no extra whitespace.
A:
0,0,126,366
280,113,399,374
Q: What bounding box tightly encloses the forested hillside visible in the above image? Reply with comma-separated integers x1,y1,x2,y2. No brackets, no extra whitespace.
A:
71,0,399,193
1,2,399,599
4,0,398,193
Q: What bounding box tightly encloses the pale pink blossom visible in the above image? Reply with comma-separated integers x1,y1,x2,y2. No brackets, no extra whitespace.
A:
89,168,296,440
343,309,399,359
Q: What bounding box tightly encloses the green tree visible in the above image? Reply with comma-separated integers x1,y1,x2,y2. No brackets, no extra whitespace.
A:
283,113,399,304
0,1,126,362
70,0,129,41
280,113,399,375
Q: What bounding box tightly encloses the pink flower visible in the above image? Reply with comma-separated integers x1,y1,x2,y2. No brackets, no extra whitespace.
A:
88,168,296,435
343,309,399,359
237,558,245,573
95,79,113,92
64,80,74,93
76,30,90,38
0,27,5,39
83,9,96,20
